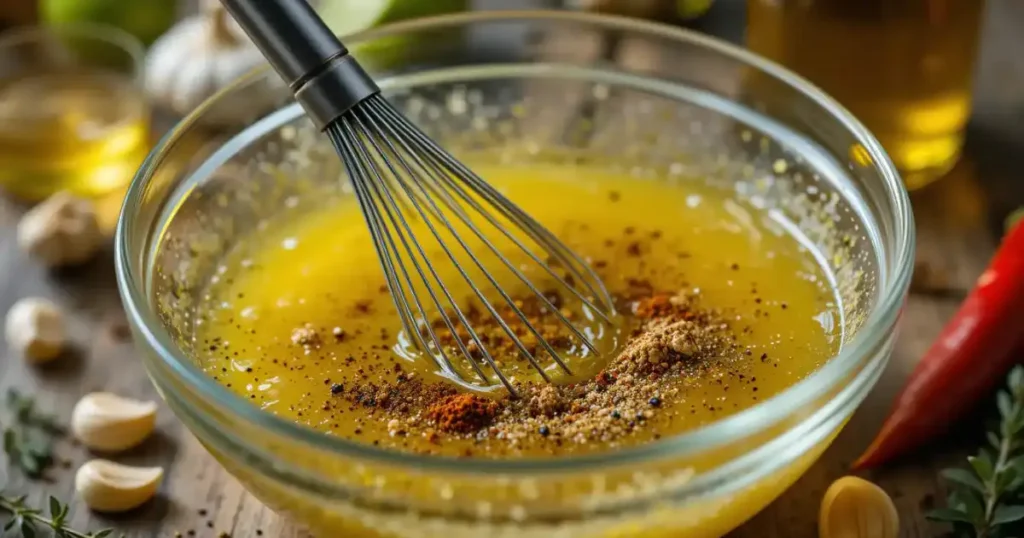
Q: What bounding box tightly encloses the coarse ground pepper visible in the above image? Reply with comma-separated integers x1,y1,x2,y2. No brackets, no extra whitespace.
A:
331,287,744,452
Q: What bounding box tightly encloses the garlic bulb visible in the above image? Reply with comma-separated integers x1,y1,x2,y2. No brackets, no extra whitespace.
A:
71,392,158,453
145,7,273,127
75,459,163,513
17,191,102,268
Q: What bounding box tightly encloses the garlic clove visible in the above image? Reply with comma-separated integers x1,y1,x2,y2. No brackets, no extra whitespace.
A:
17,191,102,268
71,392,158,453
75,459,163,513
4,297,66,363
820,476,899,538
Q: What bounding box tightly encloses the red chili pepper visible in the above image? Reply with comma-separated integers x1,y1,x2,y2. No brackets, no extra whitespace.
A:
854,218,1024,469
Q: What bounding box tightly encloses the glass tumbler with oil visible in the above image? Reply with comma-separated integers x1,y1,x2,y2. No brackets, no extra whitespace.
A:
0,24,149,201
746,0,985,190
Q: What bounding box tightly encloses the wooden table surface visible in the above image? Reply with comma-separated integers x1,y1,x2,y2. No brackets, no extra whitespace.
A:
2,1,1024,537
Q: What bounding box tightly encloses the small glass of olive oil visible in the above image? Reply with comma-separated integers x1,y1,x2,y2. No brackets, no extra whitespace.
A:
0,23,149,201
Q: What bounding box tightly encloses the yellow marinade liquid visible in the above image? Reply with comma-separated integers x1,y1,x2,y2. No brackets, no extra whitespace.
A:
196,164,840,459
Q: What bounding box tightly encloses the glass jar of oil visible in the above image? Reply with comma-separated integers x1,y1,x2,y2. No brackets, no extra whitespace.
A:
0,24,149,201
746,0,985,190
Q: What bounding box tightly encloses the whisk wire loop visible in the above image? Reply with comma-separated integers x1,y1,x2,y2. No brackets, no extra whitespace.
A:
352,111,570,382
371,100,615,318
323,95,618,393
330,123,504,390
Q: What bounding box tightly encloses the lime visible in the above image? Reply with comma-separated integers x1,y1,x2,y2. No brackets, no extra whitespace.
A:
316,0,467,72
41,0,176,46
318,0,467,35
677,0,714,20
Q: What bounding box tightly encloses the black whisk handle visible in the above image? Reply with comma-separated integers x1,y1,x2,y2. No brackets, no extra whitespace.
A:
220,0,380,130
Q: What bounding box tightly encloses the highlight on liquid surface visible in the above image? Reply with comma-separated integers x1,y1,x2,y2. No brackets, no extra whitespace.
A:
746,0,984,189
0,71,149,200
194,164,841,458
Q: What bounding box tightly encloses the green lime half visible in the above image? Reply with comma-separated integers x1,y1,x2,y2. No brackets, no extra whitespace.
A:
317,0,468,72
42,0,176,46
677,0,714,20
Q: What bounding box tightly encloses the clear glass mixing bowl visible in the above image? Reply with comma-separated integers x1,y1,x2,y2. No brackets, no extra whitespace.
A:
115,11,914,538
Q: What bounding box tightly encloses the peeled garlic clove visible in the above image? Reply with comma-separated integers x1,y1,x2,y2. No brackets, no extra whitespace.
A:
71,392,158,452
820,476,899,538
4,297,66,363
75,459,163,513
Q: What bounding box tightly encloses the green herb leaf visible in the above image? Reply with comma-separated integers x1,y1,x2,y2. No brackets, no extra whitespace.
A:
3,392,61,477
992,504,1024,525
942,468,987,494
969,453,995,482
999,391,1014,419
928,508,976,524
0,396,111,537
21,518,36,538
933,366,1024,537
988,432,1002,451
48,496,61,519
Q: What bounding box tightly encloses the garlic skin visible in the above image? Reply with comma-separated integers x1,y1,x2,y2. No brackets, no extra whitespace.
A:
75,460,163,513
17,192,102,268
4,297,66,363
145,8,270,127
71,393,158,453
820,476,899,538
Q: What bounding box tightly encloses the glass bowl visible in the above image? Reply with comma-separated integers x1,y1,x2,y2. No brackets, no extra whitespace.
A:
115,11,914,538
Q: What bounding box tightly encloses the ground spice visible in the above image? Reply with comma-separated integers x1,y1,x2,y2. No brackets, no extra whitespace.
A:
426,393,499,433
332,286,744,452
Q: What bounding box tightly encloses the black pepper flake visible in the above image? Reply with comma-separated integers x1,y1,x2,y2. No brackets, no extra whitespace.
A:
539,425,551,437
648,396,661,407
331,383,344,395
611,410,621,419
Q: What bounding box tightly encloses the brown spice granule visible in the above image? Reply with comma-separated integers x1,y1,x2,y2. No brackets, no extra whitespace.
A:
426,393,498,433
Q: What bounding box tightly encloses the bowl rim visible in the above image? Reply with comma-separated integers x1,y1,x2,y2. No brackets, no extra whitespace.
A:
115,10,915,474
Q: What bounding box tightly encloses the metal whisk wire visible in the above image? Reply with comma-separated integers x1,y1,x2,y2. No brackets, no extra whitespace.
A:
220,0,616,394
329,95,615,394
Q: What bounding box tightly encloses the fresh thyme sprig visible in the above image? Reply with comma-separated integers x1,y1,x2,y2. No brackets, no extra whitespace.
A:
0,391,116,537
1,390,64,478
929,365,1024,537
0,494,113,538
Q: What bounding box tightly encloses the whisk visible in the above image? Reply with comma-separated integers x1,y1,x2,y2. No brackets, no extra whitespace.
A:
221,0,616,395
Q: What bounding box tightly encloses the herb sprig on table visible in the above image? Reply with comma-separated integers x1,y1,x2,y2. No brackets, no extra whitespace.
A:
2,390,63,478
929,366,1024,537
0,390,115,537
0,495,113,538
